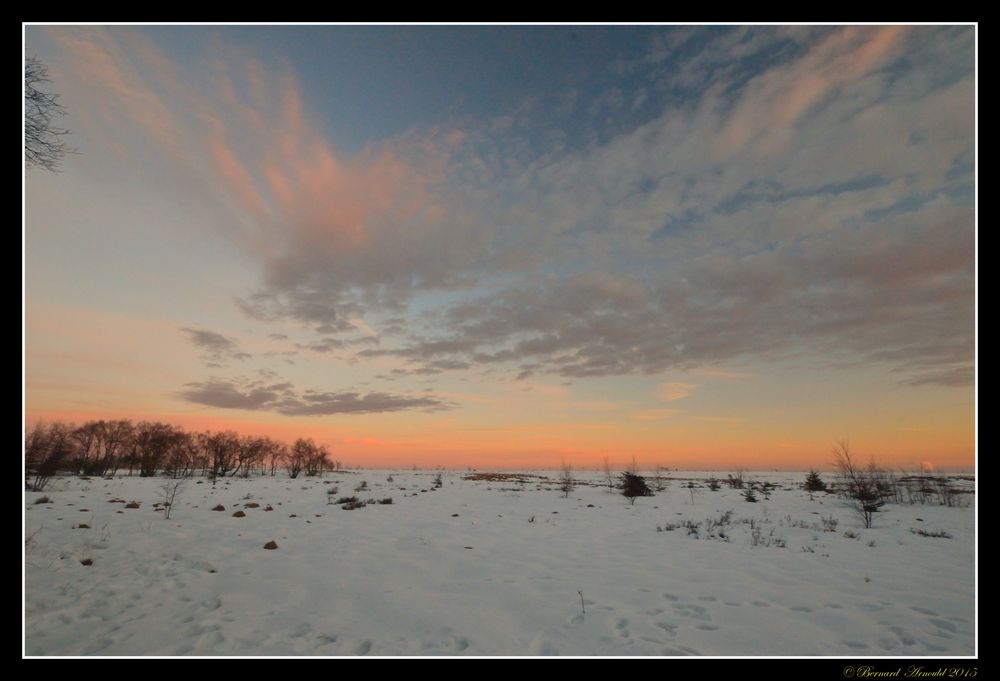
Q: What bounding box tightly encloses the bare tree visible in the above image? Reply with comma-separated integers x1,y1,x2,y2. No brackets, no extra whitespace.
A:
160,431,197,478
26,422,74,491
287,438,313,478
201,430,239,482
265,438,287,476
134,422,185,477
91,420,134,478
25,56,74,171
291,438,329,477
653,464,670,492
70,422,99,475
231,435,267,477
602,456,614,490
832,440,884,529
160,479,184,520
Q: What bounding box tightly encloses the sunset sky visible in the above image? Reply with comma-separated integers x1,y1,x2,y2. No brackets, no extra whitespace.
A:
23,25,975,470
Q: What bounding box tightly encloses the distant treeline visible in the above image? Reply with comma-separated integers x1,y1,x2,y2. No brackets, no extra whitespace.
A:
25,420,343,490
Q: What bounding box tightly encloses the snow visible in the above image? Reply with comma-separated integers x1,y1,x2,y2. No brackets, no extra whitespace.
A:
23,470,976,656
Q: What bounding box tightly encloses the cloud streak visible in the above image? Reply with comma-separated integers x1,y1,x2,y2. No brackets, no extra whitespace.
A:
178,377,450,415
658,383,699,402
181,327,251,366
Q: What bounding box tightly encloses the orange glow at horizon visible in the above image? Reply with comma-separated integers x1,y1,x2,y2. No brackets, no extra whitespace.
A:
23,405,974,472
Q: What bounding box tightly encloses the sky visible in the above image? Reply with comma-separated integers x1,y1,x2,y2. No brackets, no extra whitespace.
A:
23,24,976,470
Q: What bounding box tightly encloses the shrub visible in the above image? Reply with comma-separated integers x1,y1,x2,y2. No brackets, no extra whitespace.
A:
743,488,758,503
34,495,51,505
559,461,574,498
707,477,721,491
377,497,393,504
160,479,184,520
910,528,952,539
618,472,653,505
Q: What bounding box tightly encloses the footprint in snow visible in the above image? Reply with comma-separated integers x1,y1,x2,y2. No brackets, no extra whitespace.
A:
929,618,958,633
655,622,678,636
878,637,898,651
910,606,937,616
696,624,720,631
842,641,869,650
200,597,222,611
672,604,710,621
887,625,916,646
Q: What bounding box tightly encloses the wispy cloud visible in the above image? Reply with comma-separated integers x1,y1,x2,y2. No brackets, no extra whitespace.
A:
180,327,251,366
657,382,699,402
630,408,685,421
691,415,746,426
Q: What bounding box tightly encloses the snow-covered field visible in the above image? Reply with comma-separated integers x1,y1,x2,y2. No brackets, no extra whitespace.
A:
23,470,975,656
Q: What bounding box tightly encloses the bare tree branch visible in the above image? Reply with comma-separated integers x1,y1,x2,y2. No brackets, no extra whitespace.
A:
25,56,75,171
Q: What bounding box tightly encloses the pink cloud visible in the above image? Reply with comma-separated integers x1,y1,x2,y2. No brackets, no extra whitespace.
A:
44,27,445,269
715,26,909,158
48,27,182,155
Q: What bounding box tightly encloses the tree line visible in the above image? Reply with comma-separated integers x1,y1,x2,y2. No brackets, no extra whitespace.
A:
25,420,343,491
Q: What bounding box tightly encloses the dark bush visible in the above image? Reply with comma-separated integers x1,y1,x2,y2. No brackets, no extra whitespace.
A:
619,472,653,505
804,469,827,492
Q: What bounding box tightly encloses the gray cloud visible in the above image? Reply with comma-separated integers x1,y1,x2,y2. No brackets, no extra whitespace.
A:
181,327,238,353
181,327,252,366
356,198,973,386
177,377,450,415
188,28,971,389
